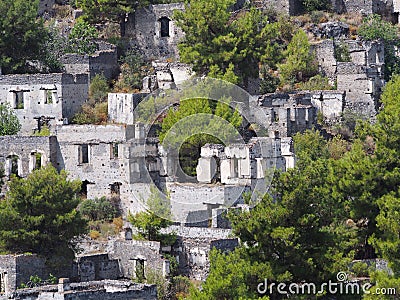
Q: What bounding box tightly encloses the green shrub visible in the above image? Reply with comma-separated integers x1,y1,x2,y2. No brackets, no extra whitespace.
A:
260,71,280,94
73,74,110,124
79,197,119,221
66,18,98,55
279,29,318,84
334,41,351,62
302,0,331,12
114,49,153,92
298,74,333,90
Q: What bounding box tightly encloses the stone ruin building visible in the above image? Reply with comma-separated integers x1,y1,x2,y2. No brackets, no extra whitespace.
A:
0,252,158,299
125,3,185,61
0,0,397,296
0,73,89,134
313,39,385,119
60,41,120,81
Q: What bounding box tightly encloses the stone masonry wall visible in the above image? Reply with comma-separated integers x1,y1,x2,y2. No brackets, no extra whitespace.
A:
76,239,166,281
54,125,135,201
0,73,88,134
61,47,119,81
167,183,225,226
0,254,48,296
14,280,157,300
126,3,185,61
0,136,57,179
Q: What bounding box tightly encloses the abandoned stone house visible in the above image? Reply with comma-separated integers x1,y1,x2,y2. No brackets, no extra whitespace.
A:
313,38,385,119
60,41,120,81
0,73,89,134
125,3,185,61
0,240,166,298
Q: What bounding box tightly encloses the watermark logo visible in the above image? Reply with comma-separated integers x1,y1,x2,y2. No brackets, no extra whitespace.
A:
257,272,396,296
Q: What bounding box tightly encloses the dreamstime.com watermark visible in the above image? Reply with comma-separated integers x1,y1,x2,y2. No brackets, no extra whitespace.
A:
257,272,397,296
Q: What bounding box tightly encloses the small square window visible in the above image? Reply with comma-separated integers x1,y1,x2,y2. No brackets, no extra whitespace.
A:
45,90,54,104
110,143,119,159
78,144,89,164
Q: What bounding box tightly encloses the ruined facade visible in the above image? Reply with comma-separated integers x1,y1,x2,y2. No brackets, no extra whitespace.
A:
54,124,160,215
250,92,316,137
60,42,119,80
6,279,157,300
0,136,57,180
0,73,89,134
313,39,385,119
0,254,48,296
126,3,185,61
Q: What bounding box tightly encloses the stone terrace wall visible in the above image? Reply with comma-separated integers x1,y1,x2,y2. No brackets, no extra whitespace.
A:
167,183,225,226
254,0,303,15
14,280,157,300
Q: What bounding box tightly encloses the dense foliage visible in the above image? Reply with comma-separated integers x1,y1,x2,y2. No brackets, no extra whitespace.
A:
114,49,153,92
175,0,291,86
278,29,317,84
79,197,119,221
302,0,331,12
66,18,98,55
160,97,242,176
73,74,110,124
0,104,21,136
188,74,400,299
0,166,87,255
0,0,50,73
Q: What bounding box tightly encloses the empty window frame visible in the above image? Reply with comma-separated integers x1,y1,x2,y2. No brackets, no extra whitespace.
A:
30,152,42,171
78,144,89,164
110,143,119,159
6,155,20,177
110,182,121,196
159,17,170,37
45,90,54,104
14,91,24,109
135,259,145,282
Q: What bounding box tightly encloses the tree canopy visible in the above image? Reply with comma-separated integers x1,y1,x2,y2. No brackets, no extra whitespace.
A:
0,0,50,74
0,165,87,255
175,0,288,86
66,18,98,55
189,74,400,299
278,29,317,84
159,97,242,176
0,104,21,136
